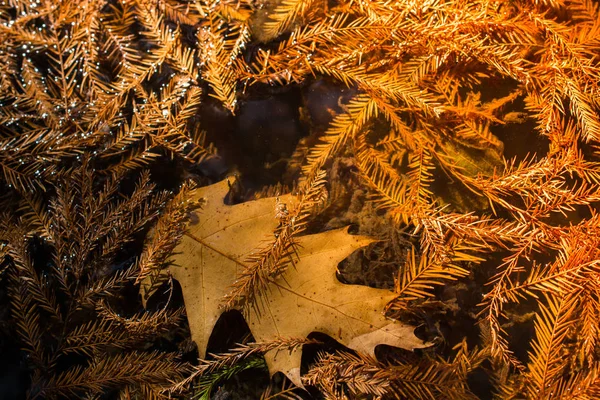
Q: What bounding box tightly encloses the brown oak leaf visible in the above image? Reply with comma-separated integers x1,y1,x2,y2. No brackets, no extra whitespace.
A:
170,178,428,386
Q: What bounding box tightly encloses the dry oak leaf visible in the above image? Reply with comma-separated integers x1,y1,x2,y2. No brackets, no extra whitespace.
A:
170,178,428,386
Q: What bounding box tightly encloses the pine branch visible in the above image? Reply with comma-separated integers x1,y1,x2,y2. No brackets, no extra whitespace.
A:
168,338,314,395
7,268,47,369
525,292,578,398
222,171,328,310
301,94,376,184
138,181,199,303
193,356,266,400
42,351,191,398
391,246,470,305
305,344,484,400
263,0,322,39
4,223,63,322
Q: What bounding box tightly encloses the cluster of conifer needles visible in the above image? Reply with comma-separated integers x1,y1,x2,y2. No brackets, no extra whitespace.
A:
2,0,600,398
0,162,194,398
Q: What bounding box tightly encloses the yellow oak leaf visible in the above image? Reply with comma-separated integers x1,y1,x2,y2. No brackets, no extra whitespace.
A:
170,178,428,386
